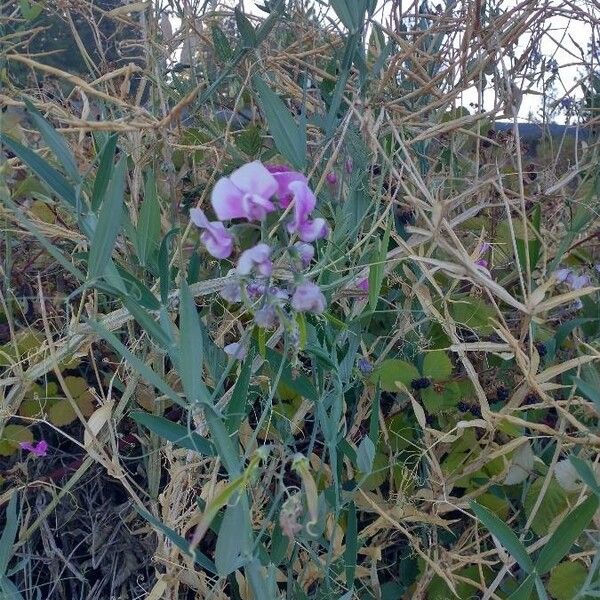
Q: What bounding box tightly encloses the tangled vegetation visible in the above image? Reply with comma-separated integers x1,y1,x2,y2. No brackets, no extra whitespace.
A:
1,0,600,598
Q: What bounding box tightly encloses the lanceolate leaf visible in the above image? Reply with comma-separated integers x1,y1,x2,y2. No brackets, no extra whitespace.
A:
88,157,126,279
135,170,161,267
91,133,118,212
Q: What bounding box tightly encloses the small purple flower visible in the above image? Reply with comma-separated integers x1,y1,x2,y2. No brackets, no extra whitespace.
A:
211,160,278,221
357,277,369,292
20,440,48,457
246,280,267,299
254,305,279,328
287,181,329,243
555,268,572,283
220,280,242,303
475,258,489,269
224,342,246,360
357,357,373,375
265,164,307,208
237,243,273,277
190,208,234,259
293,242,315,268
269,286,289,304
569,274,590,289
326,171,338,185
291,281,326,314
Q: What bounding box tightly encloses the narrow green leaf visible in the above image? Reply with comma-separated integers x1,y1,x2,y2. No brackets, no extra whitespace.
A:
253,75,306,170
357,436,375,474
570,455,600,497
344,502,357,588
135,171,161,267
0,134,77,208
234,8,256,48
88,157,126,279
211,24,233,61
122,297,174,353
178,281,210,405
159,228,179,305
572,376,600,412
136,506,216,573
86,318,183,407
470,501,534,574
91,134,118,212
0,575,25,600
368,215,390,312
0,493,19,577
225,352,253,434
203,404,241,476
508,573,536,600
23,98,81,183
265,348,318,402
130,410,215,456
536,495,599,575
215,502,251,575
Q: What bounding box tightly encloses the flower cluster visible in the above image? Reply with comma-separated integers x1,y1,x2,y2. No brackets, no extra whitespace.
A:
191,161,329,358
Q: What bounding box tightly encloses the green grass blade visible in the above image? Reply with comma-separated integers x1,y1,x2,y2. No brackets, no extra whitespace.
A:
23,98,81,183
344,502,358,588
130,410,216,456
535,495,599,575
88,156,126,279
0,493,19,577
470,501,534,574
225,351,253,434
570,456,600,497
253,75,306,170
91,133,118,212
508,573,536,600
135,170,161,268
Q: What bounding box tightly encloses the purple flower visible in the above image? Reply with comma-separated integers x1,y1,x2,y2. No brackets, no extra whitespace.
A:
357,357,373,375
357,277,369,292
246,280,267,299
190,208,234,259
287,181,329,242
555,268,572,283
237,243,273,277
220,280,242,303
291,281,326,314
254,305,279,328
326,171,338,185
475,258,489,269
555,268,590,289
224,342,247,360
20,440,48,457
269,286,289,304
211,161,278,221
265,164,307,208
293,242,315,268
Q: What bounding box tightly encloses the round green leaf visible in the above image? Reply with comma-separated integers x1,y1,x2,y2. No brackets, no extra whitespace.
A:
422,351,453,380
0,424,33,456
371,359,420,392
548,561,589,600
524,477,568,536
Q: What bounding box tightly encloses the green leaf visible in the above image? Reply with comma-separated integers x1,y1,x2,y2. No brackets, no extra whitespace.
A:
234,7,257,48
178,281,210,405
215,501,251,575
130,410,215,456
330,0,367,33
86,318,183,407
356,436,375,474
371,359,420,392
0,134,78,209
253,76,306,170
211,24,233,61
266,348,318,402
23,98,81,183
0,493,19,577
368,216,391,312
570,455,600,497
203,404,241,476
422,351,453,380
508,573,536,600
91,134,118,212
572,376,600,413
344,502,357,588
225,352,253,434
547,561,588,600
88,157,126,279
19,0,43,20
235,125,262,157
135,171,161,267
470,501,534,574
450,297,495,334
535,495,599,575
524,478,569,536
136,506,216,573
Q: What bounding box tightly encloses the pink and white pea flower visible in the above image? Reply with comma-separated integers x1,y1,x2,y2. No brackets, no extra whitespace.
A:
237,243,273,277
190,208,234,259
287,181,329,243
211,160,278,221
291,281,326,314
265,164,308,208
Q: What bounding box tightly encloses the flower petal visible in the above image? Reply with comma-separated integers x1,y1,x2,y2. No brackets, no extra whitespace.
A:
211,177,246,220
190,208,210,228
224,342,247,360
229,160,278,200
298,217,329,242
200,221,234,259
237,243,272,276
291,281,326,314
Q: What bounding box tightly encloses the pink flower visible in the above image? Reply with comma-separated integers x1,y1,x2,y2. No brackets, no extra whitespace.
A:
190,208,234,259
237,243,273,277
293,242,315,268
265,164,307,208
211,161,278,221
254,305,279,328
357,277,369,292
287,181,329,243
20,440,48,457
326,171,338,185
224,342,246,360
291,281,326,314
